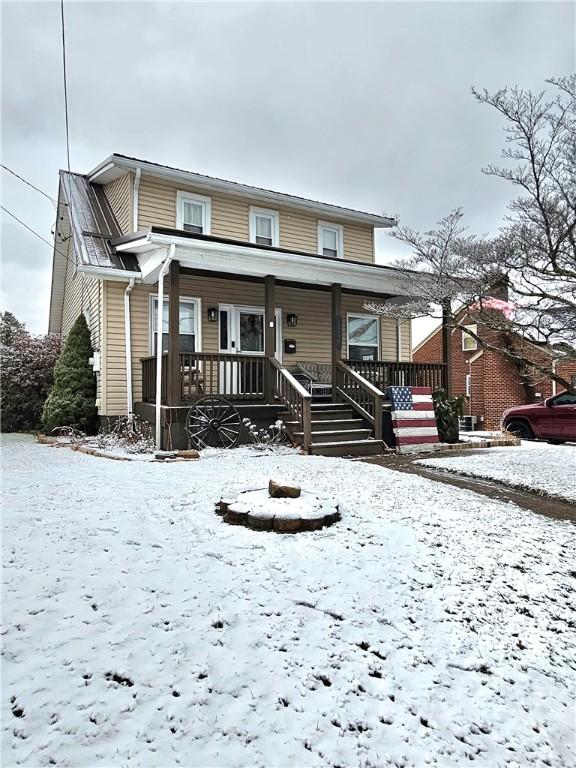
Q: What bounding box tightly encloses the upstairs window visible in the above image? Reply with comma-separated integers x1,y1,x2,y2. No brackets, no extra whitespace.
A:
318,222,343,258
462,324,478,352
176,191,211,234
249,207,279,247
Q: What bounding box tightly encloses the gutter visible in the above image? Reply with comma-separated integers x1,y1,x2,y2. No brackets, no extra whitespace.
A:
155,244,175,450
124,278,135,417
132,167,141,232
76,264,141,281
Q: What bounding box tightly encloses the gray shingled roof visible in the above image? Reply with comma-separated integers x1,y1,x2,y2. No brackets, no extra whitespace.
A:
60,172,139,272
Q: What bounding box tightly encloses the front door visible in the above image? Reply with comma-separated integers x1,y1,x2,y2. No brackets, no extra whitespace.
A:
218,305,282,395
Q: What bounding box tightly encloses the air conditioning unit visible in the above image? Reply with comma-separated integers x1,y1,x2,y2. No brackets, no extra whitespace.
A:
459,415,477,432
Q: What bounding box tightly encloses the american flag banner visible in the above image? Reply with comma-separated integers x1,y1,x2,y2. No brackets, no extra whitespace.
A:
387,386,440,452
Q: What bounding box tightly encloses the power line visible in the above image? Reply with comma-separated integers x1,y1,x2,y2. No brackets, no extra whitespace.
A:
0,204,75,267
0,164,58,204
60,0,71,172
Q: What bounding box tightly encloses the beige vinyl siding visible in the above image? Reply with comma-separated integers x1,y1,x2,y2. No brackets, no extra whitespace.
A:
399,319,412,361
103,173,132,234
136,174,374,263
102,276,403,414
59,237,104,405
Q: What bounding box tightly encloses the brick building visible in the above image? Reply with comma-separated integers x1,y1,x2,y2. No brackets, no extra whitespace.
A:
413,312,576,430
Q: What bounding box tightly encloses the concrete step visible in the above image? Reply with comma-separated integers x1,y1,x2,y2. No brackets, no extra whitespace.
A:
294,429,372,444
309,439,384,457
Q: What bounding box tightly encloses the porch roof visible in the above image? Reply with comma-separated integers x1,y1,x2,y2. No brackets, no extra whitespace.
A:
114,227,417,298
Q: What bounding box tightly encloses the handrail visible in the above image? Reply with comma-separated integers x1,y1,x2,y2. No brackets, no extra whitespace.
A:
334,360,384,440
268,358,312,452
345,359,447,392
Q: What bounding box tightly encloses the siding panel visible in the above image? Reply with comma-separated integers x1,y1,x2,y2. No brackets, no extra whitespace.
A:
103,173,132,234
137,174,374,263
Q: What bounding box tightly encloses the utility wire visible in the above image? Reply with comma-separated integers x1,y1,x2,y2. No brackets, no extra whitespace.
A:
1,204,75,267
0,164,58,204
60,0,71,172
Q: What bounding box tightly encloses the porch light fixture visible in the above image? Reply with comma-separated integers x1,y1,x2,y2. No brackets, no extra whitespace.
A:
207,307,218,322
286,313,298,328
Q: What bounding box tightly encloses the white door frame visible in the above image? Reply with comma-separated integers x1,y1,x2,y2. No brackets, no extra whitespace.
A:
219,304,282,362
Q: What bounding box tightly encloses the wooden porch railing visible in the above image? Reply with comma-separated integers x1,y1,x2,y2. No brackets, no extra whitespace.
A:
345,360,447,392
268,358,312,452
141,352,266,404
334,361,384,440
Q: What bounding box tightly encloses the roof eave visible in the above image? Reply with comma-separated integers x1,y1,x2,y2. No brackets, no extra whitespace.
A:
89,154,396,228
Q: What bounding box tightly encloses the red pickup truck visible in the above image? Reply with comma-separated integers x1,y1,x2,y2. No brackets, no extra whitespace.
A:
502,390,576,444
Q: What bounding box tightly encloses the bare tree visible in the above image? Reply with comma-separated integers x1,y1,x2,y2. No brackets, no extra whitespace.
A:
367,75,576,390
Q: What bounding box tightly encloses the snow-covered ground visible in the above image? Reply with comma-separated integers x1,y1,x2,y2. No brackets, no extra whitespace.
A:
2,434,575,767
417,442,576,502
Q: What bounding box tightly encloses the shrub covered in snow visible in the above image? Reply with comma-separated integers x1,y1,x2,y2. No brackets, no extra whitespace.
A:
0,312,61,432
95,415,155,455
242,417,287,448
42,314,98,435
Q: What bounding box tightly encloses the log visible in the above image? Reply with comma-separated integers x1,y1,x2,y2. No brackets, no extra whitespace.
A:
225,503,249,525
273,511,302,534
247,508,275,531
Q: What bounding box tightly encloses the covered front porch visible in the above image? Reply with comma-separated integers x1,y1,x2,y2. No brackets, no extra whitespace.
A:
115,228,449,453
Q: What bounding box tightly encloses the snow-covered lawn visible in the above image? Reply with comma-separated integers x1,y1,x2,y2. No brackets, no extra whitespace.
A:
417,442,576,503
2,434,575,767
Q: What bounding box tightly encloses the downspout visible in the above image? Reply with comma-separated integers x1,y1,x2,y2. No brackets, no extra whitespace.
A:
124,278,135,418
132,167,141,232
552,359,557,397
396,319,402,362
155,244,175,450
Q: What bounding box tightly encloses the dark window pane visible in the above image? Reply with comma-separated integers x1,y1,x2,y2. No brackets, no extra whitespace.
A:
256,235,272,246
323,247,337,258
552,392,576,405
219,310,228,350
349,345,377,361
183,223,203,234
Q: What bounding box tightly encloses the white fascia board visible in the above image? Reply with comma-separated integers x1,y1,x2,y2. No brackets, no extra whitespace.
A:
92,156,394,228
76,264,141,282
132,233,410,295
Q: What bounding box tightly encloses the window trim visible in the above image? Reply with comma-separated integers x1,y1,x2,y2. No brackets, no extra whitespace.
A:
176,190,211,235
149,294,202,355
346,312,380,360
249,206,279,247
462,323,478,352
318,221,344,259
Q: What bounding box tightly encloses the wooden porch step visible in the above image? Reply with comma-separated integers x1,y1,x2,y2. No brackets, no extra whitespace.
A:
294,428,372,444
309,439,384,457
283,418,366,433
308,407,355,421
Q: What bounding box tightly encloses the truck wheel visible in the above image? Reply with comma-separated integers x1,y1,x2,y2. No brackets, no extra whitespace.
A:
548,439,566,445
505,420,534,440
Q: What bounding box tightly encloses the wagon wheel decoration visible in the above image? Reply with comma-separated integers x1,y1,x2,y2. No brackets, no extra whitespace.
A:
185,396,242,449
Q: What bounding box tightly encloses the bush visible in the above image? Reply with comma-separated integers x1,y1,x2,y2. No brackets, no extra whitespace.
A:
432,388,466,443
42,314,98,435
0,314,61,432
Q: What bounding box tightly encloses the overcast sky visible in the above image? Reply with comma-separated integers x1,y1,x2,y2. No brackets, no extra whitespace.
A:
1,0,574,334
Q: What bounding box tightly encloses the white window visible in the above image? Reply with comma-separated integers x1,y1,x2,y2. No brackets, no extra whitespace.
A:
150,296,201,354
462,324,478,352
249,207,279,247
347,314,379,361
176,191,211,235
318,221,343,258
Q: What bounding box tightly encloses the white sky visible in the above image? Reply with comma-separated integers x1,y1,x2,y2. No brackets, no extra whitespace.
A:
1,0,574,335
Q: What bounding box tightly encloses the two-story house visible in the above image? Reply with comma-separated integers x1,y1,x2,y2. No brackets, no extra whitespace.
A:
49,154,446,454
